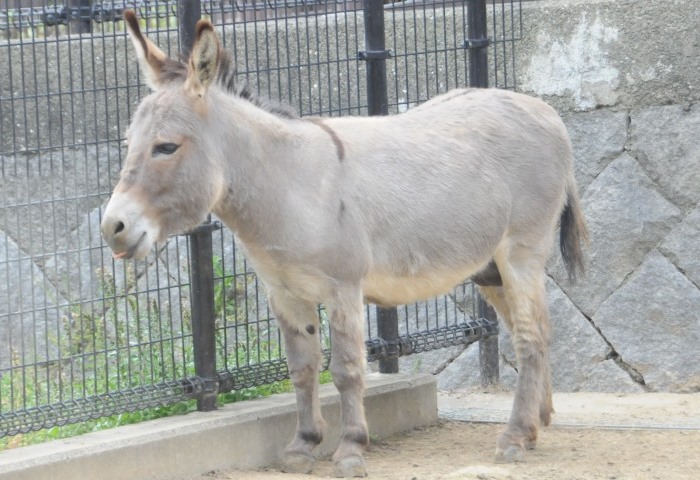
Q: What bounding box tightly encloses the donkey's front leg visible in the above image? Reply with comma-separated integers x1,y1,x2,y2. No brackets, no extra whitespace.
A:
268,290,326,474
327,288,369,478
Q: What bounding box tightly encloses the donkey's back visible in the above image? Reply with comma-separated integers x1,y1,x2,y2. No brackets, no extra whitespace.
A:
328,88,579,306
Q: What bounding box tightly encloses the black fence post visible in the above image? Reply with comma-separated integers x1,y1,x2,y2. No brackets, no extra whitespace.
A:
179,0,218,411
477,297,500,385
69,0,92,34
467,0,489,88
178,0,202,58
361,0,398,373
467,0,500,386
188,221,219,411
361,0,389,117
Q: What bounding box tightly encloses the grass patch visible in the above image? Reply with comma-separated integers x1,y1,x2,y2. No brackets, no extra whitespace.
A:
0,372,337,451
0,255,333,451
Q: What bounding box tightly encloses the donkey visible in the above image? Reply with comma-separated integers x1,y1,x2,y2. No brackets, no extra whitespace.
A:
101,11,587,477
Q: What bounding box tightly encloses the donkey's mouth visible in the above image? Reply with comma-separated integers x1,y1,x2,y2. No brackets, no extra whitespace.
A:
112,231,148,260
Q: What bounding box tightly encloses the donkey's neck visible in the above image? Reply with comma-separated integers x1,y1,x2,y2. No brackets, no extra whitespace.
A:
207,90,308,243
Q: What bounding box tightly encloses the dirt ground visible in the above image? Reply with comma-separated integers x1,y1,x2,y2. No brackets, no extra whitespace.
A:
206,421,700,480
198,392,700,480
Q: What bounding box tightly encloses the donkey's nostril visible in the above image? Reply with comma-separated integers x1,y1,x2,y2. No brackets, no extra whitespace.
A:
114,221,125,235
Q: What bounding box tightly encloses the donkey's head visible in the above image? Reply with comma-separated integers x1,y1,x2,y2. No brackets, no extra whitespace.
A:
101,11,227,260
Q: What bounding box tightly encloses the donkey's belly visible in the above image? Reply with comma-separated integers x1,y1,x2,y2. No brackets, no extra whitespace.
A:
362,266,479,307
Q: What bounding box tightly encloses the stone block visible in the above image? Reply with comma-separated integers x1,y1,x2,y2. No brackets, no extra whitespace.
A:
399,345,466,377
0,145,122,258
436,340,518,392
660,205,700,289
0,232,67,369
562,110,628,192
549,153,681,317
629,105,700,211
501,277,641,392
437,276,645,393
594,250,700,392
578,359,645,393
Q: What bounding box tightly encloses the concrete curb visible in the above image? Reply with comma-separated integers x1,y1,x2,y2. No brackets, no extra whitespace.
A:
439,392,700,430
0,373,437,480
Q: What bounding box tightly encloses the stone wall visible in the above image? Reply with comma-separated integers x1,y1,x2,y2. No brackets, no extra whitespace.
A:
439,0,700,393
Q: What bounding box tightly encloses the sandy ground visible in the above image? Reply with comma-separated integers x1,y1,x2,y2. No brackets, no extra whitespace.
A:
196,392,700,480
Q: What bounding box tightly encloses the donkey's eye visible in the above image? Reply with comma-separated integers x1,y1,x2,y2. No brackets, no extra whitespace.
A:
153,143,180,155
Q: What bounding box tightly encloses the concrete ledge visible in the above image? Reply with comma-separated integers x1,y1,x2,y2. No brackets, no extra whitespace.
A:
0,373,437,480
439,392,700,430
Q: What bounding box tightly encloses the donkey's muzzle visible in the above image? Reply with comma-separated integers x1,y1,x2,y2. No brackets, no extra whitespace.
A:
101,192,158,261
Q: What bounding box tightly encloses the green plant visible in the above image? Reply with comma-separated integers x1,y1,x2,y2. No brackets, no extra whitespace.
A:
0,254,328,451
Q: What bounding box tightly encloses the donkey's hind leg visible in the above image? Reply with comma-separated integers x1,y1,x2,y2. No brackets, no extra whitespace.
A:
479,284,553,429
268,290,326,474
326,287,369,478
490,253,553,463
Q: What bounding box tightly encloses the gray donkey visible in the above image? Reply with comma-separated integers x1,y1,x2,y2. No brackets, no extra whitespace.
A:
101,12,587,478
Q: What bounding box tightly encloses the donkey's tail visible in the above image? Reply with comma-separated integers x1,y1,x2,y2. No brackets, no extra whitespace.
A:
559,177,589,282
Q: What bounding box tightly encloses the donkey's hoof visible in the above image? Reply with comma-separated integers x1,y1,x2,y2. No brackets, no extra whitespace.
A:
494,445,525,463
334,455,367,478
281,452,315,474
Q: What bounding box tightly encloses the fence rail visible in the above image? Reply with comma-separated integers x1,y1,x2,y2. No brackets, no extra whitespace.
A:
0,0,521,440
0,1,524,35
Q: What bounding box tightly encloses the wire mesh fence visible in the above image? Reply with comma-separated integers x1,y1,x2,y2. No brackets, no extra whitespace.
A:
0,0,521,440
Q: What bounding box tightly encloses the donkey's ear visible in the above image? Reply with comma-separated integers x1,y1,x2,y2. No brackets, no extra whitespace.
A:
185,20,220,97
124,10,171,89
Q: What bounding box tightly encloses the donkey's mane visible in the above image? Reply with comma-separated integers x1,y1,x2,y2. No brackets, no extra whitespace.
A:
160,49,298,119
216,51,298,119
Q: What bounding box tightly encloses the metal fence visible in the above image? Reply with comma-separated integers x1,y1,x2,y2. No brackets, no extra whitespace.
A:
0,0,521,440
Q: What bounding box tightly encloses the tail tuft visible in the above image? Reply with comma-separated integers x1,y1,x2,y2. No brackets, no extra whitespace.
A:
559,186,589,283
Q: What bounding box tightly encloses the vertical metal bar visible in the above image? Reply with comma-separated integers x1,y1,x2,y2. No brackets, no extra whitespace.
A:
363,0,388,116
376,307,399,374
178,0,202,59
468,0,500,385
69,0,92,34
467,0,489,88
477,295,500,386
188,224,218,411
362,0,397,372
178,0,217,411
